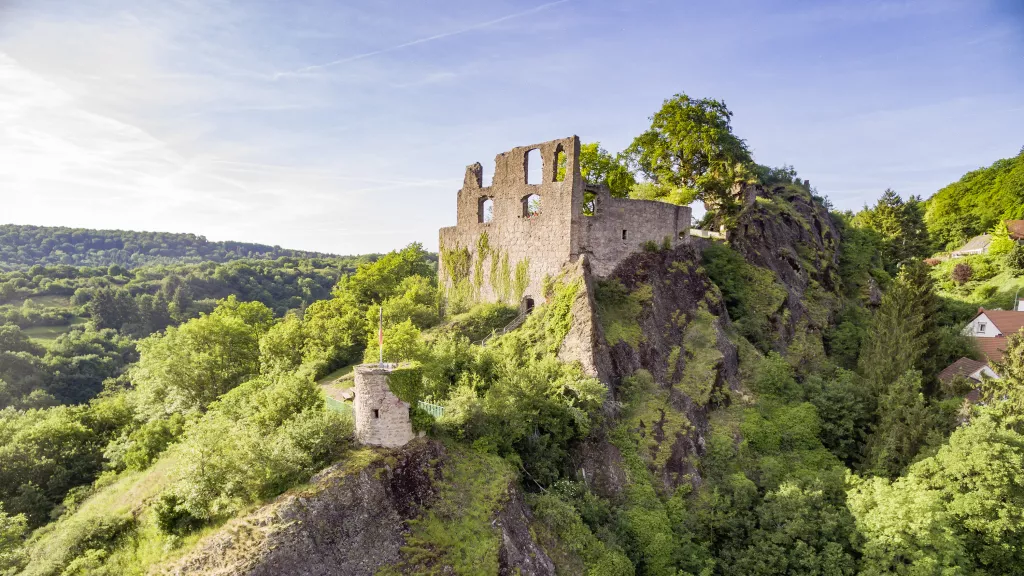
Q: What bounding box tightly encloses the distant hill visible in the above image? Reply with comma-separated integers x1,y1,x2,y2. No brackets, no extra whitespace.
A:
925,149,1024,251
0,224,338,270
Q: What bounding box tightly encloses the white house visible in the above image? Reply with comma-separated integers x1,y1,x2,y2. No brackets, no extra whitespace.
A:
963,308,1024,339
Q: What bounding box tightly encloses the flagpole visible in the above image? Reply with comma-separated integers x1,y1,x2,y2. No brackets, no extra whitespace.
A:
378,306,383,366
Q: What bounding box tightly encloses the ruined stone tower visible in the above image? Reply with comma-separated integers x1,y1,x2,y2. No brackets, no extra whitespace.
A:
438,136,692,309
353,364,415,448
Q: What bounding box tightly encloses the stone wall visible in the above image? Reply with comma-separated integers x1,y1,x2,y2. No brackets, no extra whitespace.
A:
439,136,584,309
353,364,415,448
438,136,692,310
580,185,691,277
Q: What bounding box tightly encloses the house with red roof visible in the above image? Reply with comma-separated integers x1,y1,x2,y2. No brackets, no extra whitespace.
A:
941,306,1024,402
937,357,998,389
1006,220,1024,242
961,307,1024,364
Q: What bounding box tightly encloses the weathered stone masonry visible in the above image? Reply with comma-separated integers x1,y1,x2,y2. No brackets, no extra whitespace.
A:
353,364,415,448
438,136,692,309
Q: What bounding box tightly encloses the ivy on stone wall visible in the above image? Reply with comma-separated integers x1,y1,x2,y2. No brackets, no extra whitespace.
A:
388,363,423,404
496,253,512,303
474,233,490,292
440,242,474,313
513,259,530,302
544,277,580,352
441,244,471,284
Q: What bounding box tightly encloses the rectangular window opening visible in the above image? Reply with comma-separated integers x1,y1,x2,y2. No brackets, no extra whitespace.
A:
978,323,986,333
372,409,380,419
621,230,628,240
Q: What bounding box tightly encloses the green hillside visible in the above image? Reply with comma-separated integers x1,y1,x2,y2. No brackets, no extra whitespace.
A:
924,149,1024,251
0,224,339,270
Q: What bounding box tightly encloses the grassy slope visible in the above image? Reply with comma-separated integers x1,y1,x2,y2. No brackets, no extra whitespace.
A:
930,254,1024,321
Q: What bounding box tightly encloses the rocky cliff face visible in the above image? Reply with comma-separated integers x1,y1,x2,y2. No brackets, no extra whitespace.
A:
730,184,842,349
572,186,841,497
570,244,741,495
164,440,554,576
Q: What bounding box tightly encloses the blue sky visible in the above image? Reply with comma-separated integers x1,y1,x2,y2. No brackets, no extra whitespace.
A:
1,0,1021,254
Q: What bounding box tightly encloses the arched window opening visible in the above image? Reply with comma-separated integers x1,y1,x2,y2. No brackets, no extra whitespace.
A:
523,194,541,218
554,145,566,182
526,148,542,185
583,190,597,216
478,197,494,223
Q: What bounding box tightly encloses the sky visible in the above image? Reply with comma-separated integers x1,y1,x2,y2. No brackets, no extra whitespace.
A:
1,0,1022,255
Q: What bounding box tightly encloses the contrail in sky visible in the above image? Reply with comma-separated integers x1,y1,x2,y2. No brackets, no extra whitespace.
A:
278,0,571,77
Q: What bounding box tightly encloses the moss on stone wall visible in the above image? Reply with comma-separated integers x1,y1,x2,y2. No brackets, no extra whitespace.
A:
513,259,530,302
666,345,681,379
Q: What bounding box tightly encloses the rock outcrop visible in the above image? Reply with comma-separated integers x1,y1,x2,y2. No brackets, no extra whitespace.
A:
574,244,741,495
164,440,554,576
730,183,842,349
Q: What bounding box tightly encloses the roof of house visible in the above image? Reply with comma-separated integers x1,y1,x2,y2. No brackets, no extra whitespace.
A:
977,308,1024,336
954,234,992,253
975,336,1009,364
938,357,990,385
1007,220,1024,241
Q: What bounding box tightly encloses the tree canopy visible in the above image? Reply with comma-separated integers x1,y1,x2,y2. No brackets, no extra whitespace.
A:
624,93,754,214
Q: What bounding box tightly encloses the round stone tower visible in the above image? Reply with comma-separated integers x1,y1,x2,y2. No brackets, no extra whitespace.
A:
353,363,415,448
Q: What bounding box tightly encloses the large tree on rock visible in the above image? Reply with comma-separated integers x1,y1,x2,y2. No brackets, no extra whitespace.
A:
624,93,755,220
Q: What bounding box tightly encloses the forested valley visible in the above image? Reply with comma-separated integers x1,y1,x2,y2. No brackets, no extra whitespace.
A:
1,96,1023,576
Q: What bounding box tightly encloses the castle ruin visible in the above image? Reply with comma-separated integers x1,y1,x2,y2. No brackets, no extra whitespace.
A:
438,136,692,309
353,364,415,448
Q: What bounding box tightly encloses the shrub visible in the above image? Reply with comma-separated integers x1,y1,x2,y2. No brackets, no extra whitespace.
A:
104,414,188,473
619,369,655,406
153,493,201,536
1006,243,1024,275
157,374,353,530
443,303,518,342
973,284,998,300
0,504,27,573
951,262,972,284
970,256,1000,281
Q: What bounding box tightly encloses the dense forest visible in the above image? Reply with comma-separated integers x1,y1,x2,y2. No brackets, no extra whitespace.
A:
1,94,1023,576
924,149,1024,251
0,225,339,270
0,255,386,409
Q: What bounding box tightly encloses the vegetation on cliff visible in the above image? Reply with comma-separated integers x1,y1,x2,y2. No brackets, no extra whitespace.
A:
3,101,1024,575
